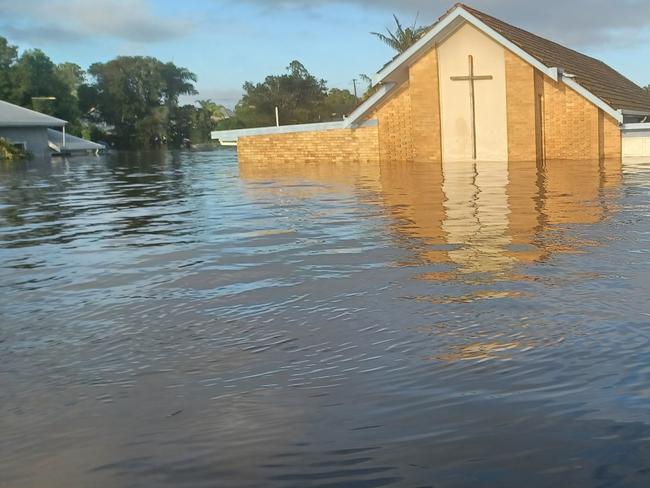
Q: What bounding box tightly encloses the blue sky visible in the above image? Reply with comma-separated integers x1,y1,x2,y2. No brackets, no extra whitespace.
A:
2,0,650,108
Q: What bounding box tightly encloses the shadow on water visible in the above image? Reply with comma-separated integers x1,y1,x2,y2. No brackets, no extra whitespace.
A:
4,150,650,487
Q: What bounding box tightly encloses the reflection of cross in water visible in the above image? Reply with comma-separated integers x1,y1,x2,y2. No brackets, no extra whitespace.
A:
450,55,493,160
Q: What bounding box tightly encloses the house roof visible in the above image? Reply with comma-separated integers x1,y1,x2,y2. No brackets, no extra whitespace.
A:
47,129,105,152
460,4,650,114
0,100,66,128
345,3,650,128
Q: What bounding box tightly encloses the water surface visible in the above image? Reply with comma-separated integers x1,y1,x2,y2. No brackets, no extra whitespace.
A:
2,151,650,487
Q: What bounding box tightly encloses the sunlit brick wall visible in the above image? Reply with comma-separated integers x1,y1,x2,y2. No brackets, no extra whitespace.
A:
369,83,414,163
236,126,380,166
504,51,538,161
542,78,601,160
409,48,443,162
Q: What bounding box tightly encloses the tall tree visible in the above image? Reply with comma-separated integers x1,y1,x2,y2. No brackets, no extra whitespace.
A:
11,49,80,127
371,14,428,53
55,62,86,97
236,61,328,127
86,56,197,146
318,88,357,120
0,37,18,101
161,62,198,107
194,99,229,138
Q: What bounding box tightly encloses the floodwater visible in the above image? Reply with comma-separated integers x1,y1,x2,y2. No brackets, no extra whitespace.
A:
2,150,650,487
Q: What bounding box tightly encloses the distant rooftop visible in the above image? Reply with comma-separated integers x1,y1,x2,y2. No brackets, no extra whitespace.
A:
0,100,66,128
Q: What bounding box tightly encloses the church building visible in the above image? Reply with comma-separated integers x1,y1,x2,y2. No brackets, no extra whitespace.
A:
212,4,650,163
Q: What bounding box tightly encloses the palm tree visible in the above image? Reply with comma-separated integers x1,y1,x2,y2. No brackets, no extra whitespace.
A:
371,14,429,54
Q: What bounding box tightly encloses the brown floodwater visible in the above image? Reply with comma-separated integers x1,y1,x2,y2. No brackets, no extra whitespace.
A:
2,150,650,487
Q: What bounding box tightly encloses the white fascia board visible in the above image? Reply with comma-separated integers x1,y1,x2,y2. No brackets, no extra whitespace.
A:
374,7,560,85
343,82,397,128
211,121,345,141
373,8,463,85
621,109,650,117
622,122,650,131
561,75,624,124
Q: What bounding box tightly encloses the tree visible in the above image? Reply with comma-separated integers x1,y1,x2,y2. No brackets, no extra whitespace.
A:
55,62,85,97
194,99,229,140
0,37,18,101
318,88,357,120
358,74,378,99
86,56,197,146
371,14,429,54
161,62,197,107
236,61,328,127
10,49,80,129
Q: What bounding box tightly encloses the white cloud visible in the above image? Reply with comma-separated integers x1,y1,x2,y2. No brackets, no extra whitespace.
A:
0,0,193,43
233,0,650,48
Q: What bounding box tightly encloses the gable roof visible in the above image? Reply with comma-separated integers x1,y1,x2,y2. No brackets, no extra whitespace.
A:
345,3,650,128
461,5,650,114
0,100,66,128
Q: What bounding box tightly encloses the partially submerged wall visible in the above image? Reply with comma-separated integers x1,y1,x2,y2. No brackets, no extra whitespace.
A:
0,127,49,158
232,26,627,166
236,126,380,166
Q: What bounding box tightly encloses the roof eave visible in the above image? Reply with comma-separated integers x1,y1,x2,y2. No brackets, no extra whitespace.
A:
620,108,650,117
374,6,561,86
0,122,67,128
349,5,625,127
343,82,397,129
560,75,624,123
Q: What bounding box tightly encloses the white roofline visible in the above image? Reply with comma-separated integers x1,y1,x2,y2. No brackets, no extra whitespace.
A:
346,5,625,127
211,121,346,142
343,83,396,128
560,75,623,123
0,100,67,127
0,121,66,128
374,6,560,86
621,109,650,117
621,122,650,131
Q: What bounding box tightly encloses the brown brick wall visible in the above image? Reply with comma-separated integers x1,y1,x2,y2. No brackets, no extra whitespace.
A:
541,77,601,160
236,46,623,166
600,110,622,159
369,83,413,162
504,50,538,161
237,126,379,167
409,48,443,162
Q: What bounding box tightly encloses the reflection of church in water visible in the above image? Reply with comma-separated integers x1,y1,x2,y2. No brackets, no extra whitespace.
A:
241,158,621,276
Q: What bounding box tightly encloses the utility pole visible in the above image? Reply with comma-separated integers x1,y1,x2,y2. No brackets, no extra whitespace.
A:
275,106,280,127
352,79,359,100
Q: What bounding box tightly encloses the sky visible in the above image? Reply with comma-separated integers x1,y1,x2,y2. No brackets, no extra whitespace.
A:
2,0,650,108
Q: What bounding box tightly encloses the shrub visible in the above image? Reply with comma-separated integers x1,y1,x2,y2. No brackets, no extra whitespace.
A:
0,137,32,161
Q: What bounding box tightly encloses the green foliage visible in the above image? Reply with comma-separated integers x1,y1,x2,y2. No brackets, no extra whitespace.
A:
0,37,17,101
56,62,86,97
235,61,327,127
234,61,358,127
358,73,379,100
0,137,31,161
86,56,198,147
371,14,429,53
0,34,360,147
320,88,357,119
10,49,81,129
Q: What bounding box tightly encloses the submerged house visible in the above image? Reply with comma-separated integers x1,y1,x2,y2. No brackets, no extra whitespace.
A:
212,3,650,163
0,100,66,158
0,100,104,158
